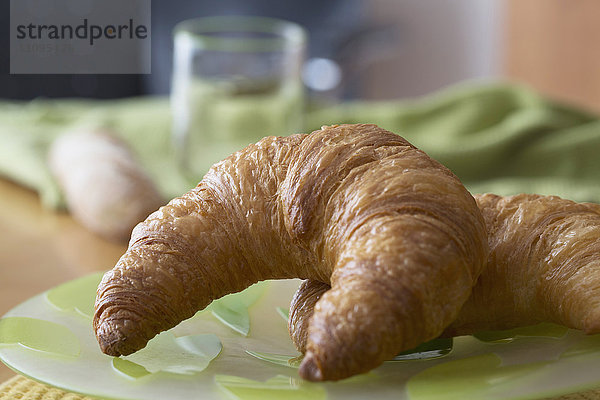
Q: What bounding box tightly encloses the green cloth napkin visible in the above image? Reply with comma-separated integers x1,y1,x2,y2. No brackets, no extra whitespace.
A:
1,81,599,209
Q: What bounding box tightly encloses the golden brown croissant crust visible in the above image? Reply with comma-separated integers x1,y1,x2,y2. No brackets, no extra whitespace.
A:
93,123,488,381
289,193,600,354
447,193,600,335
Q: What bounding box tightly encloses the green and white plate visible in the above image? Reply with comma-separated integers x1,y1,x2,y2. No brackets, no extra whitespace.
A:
2,272,600,400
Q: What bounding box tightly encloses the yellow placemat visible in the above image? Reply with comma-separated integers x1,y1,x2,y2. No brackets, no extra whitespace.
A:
0,375,95,400
1,374,599,400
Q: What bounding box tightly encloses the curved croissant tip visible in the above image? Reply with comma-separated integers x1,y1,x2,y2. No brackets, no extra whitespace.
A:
299,352,324,382
95,323,139,357
97,333,127,356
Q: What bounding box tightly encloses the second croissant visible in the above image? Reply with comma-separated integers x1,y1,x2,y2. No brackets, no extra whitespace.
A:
290,193,600,355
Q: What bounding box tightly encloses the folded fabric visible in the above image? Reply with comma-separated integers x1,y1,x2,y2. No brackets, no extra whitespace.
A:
1,81,599,209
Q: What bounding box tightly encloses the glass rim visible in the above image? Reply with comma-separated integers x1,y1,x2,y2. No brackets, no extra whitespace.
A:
173,16,307,52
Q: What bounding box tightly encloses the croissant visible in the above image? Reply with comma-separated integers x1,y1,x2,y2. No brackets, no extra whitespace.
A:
447,193,600,335
93,123,488,381
289,193,600,354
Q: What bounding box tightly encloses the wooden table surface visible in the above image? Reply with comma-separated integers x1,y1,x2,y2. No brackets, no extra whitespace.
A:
0,178,127,383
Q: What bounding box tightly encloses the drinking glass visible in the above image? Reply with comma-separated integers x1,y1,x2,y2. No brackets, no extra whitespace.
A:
171,16,306,181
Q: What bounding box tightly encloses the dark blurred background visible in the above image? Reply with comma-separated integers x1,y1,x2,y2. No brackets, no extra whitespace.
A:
1,0,367,99
0,0,500,101
2,0,600,112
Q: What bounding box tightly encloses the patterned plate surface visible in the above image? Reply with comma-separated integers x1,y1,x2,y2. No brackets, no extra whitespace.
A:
2,273,600,400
